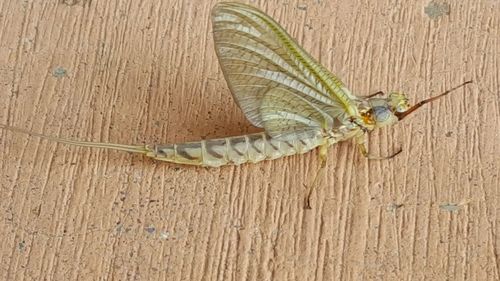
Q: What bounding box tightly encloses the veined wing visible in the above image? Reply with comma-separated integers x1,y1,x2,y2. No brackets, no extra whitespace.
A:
259,87,332,140
211,2,358,139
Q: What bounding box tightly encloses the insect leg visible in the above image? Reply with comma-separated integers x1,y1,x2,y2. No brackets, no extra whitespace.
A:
304,143,328,209
356,134,402,160
364,91,385,98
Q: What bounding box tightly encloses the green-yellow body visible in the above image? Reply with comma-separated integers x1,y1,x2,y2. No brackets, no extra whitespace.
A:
149,132,325,167
0,2,470,170
0,124,345,168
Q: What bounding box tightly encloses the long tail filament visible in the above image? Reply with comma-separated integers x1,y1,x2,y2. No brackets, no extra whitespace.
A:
0,124,149,154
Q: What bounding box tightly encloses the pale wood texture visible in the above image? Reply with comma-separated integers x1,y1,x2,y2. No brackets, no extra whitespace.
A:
0,0,499,280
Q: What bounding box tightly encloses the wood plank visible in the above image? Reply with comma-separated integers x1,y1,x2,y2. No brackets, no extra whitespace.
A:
0,0,498,280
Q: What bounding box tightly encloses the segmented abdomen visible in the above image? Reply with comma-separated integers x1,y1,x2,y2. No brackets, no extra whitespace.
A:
146,132,325,167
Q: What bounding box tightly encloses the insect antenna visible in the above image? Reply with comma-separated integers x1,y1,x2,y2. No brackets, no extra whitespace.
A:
395,80,472,120
0,124,150,154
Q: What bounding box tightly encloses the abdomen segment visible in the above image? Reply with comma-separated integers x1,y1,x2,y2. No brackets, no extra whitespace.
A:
148,132,324,167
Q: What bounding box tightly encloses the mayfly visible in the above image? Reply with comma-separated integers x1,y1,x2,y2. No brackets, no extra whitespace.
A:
1,2,471,207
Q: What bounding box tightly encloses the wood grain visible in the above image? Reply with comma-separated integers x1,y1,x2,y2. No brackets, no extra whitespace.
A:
0,0,498,280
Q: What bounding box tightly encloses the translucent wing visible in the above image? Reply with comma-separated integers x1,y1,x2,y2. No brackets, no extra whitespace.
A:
259,87,331,140
212,2,358,140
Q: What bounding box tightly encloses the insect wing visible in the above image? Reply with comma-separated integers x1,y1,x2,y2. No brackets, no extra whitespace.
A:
259,87,329,140
211,2,356,139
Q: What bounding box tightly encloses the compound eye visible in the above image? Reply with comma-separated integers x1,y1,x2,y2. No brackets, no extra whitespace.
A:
396,104,408,113
372,106,391,122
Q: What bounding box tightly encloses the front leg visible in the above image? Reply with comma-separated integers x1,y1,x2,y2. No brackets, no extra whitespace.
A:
364,91,385,98
356,133,402,160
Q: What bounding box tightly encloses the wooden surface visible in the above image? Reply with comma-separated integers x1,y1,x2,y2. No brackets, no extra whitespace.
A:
0,0,498,280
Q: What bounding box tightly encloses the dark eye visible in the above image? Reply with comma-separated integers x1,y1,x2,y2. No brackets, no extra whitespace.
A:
372,106,391,122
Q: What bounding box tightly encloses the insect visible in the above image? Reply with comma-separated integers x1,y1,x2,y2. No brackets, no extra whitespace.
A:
1,3,471,207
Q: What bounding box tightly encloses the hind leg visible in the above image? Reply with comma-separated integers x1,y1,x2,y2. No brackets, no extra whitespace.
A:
304,143,328,209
